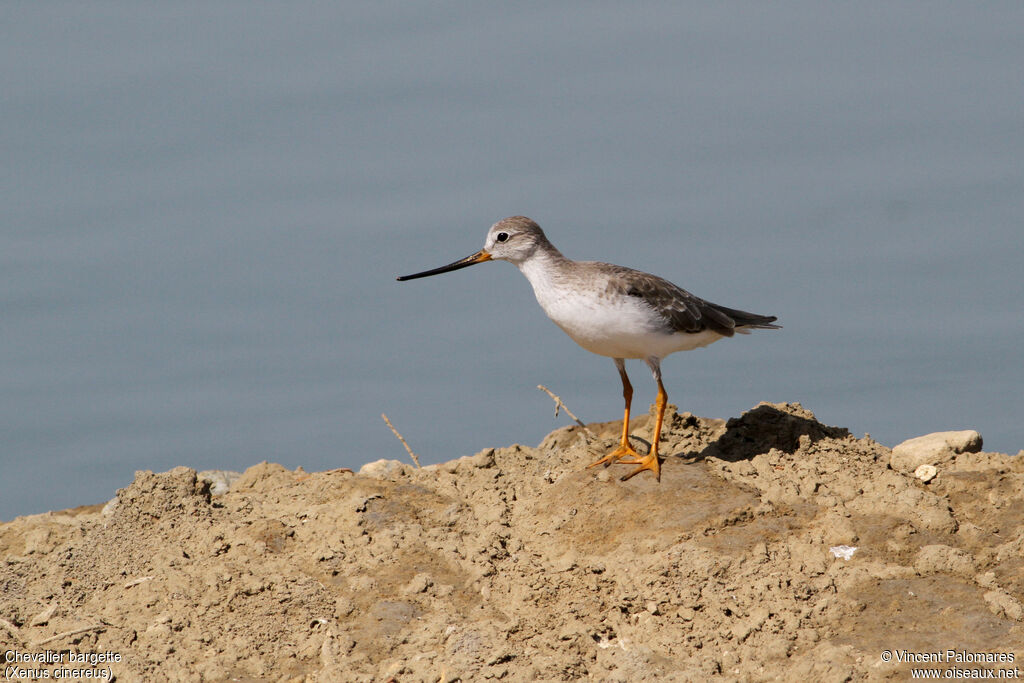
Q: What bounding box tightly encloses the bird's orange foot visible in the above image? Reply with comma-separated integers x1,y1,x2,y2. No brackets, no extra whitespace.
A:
619,453,661,482
587,443,642,469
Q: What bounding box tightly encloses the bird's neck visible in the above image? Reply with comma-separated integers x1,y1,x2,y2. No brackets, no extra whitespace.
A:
515,245,572,293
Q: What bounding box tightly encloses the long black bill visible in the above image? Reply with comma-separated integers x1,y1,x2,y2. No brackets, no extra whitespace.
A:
396,249,492,281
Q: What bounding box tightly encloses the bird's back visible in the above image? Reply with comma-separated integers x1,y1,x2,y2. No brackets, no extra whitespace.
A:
588,261,779,338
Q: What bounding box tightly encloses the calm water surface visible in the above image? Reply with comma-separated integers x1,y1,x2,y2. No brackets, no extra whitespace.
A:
2,3,1022,519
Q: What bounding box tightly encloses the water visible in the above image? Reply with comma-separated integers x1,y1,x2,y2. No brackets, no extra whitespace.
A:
2,3,1022,520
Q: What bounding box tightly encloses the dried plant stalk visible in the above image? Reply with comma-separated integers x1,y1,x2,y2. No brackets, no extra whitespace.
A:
381,413,422,468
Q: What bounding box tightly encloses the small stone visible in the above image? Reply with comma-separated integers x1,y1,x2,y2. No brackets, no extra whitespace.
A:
29,604,57,626
914,464,938,483
890,430,982,473
198,470,243,495
358,459,408,479
101,496,119,516
404,573,433,594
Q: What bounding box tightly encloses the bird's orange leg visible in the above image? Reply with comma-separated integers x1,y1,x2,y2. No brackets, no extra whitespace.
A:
620,376,665,482
587,359,643,469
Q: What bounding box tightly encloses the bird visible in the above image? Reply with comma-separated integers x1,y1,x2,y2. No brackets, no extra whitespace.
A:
397,216,779,482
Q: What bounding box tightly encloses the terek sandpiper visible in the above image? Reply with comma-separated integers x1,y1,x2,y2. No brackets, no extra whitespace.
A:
397,216,779,482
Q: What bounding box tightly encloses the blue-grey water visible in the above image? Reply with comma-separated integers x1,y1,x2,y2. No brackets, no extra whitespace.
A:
2,3,1022,520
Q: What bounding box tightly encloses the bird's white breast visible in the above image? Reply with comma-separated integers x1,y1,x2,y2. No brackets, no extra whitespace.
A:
518,257,722,360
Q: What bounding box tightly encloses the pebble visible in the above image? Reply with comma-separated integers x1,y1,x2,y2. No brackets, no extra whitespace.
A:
198,470,243,496
358,459,408,479
914,464,938,483
890,430,982,473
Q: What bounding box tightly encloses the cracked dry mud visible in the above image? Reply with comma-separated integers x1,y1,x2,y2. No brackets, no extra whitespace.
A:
2,402,1022,681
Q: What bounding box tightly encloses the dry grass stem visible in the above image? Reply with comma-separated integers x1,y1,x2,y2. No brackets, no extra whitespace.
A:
123,576,154,589
381,413,422,468
537,385,597,440
30,623,107,648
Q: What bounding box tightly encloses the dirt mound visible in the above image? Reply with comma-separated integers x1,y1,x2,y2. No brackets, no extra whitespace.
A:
2,403,1022,681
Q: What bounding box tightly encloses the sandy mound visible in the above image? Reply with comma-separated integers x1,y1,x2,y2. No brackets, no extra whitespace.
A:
2,402,1022,681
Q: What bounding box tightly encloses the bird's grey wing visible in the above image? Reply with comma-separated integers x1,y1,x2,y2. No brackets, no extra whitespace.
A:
603,266,739,337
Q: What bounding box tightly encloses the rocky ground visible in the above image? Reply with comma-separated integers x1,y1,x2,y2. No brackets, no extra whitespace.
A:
2,402,1022,681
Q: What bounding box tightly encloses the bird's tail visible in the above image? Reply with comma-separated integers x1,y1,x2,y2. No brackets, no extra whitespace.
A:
711,304,781,331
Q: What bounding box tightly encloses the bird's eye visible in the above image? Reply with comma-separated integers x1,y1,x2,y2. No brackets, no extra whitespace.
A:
496,232,509,243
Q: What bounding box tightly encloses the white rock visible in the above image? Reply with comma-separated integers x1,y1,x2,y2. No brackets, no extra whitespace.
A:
101,496,119,516
890,430,982,473
914,464,938,483
358,459,408,479
198,469,243,495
